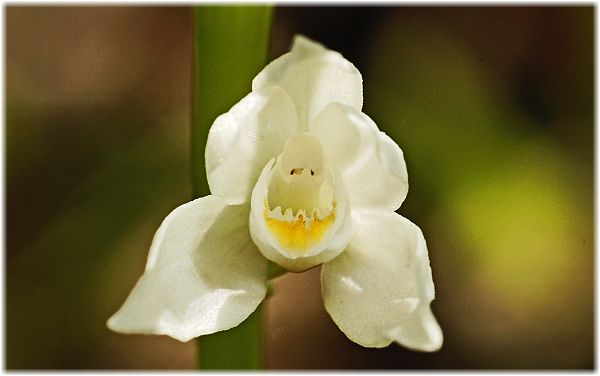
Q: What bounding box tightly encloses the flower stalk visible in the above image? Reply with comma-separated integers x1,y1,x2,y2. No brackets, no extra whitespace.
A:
192,5,273,369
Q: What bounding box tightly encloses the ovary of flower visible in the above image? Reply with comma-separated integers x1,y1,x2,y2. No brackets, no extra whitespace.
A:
107,35,443,352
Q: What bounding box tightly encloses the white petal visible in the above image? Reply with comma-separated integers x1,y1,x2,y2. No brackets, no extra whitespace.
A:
311,102,408,211
206,86,298,205
107,195,267,342
249,159,352,273
321,210,442,350
253,35,362,130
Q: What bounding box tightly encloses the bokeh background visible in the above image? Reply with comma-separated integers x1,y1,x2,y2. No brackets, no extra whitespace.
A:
6,6,594,369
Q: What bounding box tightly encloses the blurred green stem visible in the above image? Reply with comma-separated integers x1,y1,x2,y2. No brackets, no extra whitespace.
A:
192,5,273,370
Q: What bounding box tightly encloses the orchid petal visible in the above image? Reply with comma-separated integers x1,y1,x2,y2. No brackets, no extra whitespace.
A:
311,102,408,211
107,196,267,342
253,35,362,130
321,209,442,350
206,86,298,205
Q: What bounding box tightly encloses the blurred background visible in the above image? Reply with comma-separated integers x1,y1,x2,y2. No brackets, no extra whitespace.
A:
6,6,593,369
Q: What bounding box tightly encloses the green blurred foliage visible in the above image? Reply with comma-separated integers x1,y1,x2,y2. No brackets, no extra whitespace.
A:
5,6,593,370
362,8,593,369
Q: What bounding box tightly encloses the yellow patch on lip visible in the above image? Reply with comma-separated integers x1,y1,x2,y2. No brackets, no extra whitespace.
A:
264,201,336,253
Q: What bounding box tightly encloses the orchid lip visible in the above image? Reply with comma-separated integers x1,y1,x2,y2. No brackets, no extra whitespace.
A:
262,199,337,254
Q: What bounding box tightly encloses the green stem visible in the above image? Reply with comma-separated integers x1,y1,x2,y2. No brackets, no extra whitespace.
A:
191,5,273,370
198,304,265,370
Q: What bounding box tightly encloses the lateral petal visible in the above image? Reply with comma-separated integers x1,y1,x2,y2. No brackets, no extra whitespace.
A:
311,102,408,211
206,86,297,205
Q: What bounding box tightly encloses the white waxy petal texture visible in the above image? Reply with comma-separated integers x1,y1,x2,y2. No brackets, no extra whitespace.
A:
107,196,267,342
206,86,298,205
311,102,409,211
253,35,363,130
321,209,442,350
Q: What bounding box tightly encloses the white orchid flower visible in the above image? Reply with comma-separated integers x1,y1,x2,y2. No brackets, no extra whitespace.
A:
107,35,443,351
